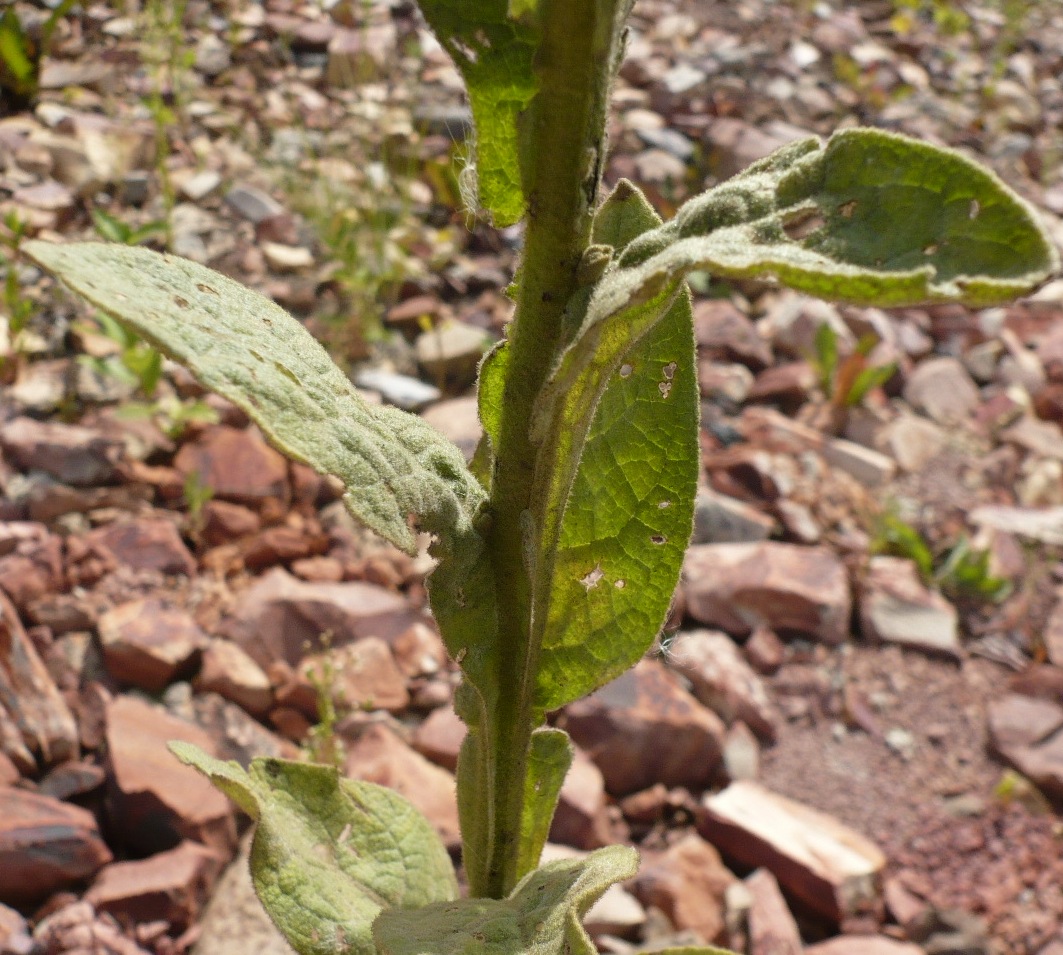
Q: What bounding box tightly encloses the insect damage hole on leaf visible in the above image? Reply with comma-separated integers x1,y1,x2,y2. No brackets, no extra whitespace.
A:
782,207,826,241
619,363,633,378
580,565,604,590
838,200,858,218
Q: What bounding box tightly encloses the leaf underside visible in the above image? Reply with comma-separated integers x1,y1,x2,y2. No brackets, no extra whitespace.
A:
170,743,457,955
22,242,486,561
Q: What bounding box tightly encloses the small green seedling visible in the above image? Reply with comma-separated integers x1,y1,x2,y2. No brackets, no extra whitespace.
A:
91,209,169,249
1,211,36,367
812,322,898,409
25,2,1057,953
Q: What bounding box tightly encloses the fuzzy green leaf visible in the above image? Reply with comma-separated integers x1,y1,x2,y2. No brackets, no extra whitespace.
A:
597,128,1057,326
531,181,699,712
23,242,486,560
416,1,540,225
169,743,458,955
373,845,638,955
516,728,573,879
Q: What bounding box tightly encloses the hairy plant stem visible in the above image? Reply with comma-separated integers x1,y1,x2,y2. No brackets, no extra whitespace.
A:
476,0,624,900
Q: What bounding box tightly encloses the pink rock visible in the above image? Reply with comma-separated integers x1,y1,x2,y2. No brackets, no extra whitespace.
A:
104,696,236,855
298,637,410,714
98,599,206,692
194,640,273,718
859,557,961,659
199,500,261,546
0,417,122,486
561,659,725,796
804,937,924,955
987,693,1063,798
174,426,289,507
411,705,466,772
683,543,851,644
632,832,736,944
666,629,779,742
344,723,459,848
902,357,979,425
746,868,801,955
699,781,886,923
86,841,225,932
551,746,613,850
221,567,421,669
83,517,196,576
0,523,63,612
0,787,111,903
0,590,78,772
694,299,771,370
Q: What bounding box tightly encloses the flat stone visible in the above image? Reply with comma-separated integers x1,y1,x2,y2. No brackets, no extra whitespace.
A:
0,417,122,486
879,413,947,472
748,361,816,405
0,523,63,612
353,369,442,411
987,694,1063,798
584,884,646,939
104,696,236,856
200,500,262,546
970,505,1063,546
902,357,980,425
699,781,886,923
691,488,776,545
666,629,779,742
804,937,924,955
179,169,222,201
262,242,314,272
194,640,273,718
694,299,771,370
174,426,289,507
859,557,961,658
344,723,459,848
411,705,466,772
414,321,490,389
38,760,107,801
0,787,111,904
224,184,285,223
551,746,612,850
632,832,736,945
1001,415,1063,460
221,567,421,669
822,438,896,488
8,359,70,413
561,659,725,796
86,841,225,932
698,361,755,404
299,637,409,714
83,517,196,576
683,542,851,644
746,868,802,955
421,396,483,463
98,599,207,692
0,591,78,772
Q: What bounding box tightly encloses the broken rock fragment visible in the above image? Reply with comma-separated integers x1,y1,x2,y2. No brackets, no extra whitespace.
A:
987,693,1063,799
0,417,122,487
221,567,421,668
665,629,780,742
104,696,235,856
83,518,196,576
86,841,225,933
0,590,79,772
699,780,886,923
0,787,112,903
859,557,961,659
746,868,802,955
173,425,289,507
632,832,736,944
561,659,725,796
683,542,851,644
97,599,207,692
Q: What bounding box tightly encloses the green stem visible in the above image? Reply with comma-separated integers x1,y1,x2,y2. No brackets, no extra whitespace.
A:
477,0,624,900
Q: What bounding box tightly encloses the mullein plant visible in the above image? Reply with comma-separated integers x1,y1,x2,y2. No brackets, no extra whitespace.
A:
25,2,1057,953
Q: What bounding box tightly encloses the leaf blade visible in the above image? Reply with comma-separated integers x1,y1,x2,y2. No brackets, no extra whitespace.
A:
23,242,487,559
170,743,458,955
